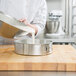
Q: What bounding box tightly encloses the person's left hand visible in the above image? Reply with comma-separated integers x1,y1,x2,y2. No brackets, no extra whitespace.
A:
19,19,30,25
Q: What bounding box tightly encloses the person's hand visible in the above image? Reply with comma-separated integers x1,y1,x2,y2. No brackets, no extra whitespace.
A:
19,19,30,25
19,19,38,35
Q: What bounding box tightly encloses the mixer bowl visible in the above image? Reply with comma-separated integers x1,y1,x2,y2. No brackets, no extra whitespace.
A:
46,20,60,33
14,39,53,56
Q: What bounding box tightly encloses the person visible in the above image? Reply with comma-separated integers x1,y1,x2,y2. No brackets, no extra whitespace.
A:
0,0,47,37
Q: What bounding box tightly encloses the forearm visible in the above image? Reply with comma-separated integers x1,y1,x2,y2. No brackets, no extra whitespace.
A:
31,0,47,36
27,23,38,35
19,19,38,35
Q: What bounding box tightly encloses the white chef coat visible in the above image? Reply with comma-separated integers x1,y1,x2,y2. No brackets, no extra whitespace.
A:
0,0,47,36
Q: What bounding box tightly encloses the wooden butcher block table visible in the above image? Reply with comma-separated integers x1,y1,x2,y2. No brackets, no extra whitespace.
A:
0,45,76,72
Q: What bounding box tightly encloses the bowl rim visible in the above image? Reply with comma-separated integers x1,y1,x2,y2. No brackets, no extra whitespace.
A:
14,39,53,45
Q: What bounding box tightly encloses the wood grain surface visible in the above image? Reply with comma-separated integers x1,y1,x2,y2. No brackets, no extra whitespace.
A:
0,45,76,71
0,23,19,38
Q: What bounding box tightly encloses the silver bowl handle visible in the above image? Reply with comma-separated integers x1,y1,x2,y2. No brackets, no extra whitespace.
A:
49,41,53,53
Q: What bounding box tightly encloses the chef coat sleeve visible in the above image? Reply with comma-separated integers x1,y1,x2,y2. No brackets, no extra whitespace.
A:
31,0,47,36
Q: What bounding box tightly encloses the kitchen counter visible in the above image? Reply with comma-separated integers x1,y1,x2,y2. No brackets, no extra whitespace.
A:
37,35,76,43
0,35,75,45
0,45,76,72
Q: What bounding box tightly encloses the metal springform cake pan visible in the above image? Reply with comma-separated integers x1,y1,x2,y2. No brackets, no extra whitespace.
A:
14,39,53,56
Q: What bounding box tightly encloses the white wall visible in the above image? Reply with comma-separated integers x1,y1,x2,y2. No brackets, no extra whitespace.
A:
46,0,63,13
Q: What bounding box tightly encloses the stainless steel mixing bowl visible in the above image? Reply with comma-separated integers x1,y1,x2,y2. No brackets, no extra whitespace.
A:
0,11,26,29
0,11,26,38
14,39,53,56
46,20,60,33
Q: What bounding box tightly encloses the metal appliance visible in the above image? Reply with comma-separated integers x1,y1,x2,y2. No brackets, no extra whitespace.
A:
46,20,60,33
